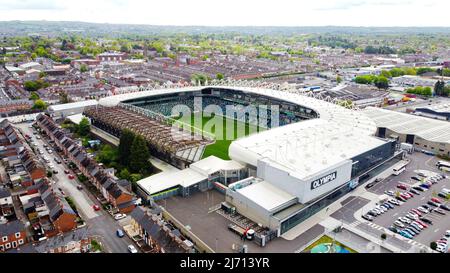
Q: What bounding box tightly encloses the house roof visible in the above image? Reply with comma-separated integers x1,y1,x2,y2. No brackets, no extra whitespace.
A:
0,220,25,237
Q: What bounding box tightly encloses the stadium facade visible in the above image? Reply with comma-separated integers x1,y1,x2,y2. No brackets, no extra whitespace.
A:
93,86,398,235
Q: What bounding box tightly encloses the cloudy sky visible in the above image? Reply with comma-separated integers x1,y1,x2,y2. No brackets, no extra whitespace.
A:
0,0,448,26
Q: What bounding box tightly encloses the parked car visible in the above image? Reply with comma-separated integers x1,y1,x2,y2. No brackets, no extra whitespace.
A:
433,208,446,215
64,169,70,174
409,189,420,195
116,229,124,238
431,197,442,204
68,174,75,180
127,245,138,253
399,231,413,239
419,218,433,225
420,184,430,189
427,201,439,207
440,204,450,211
385,190,395,196
417,207,429,214
394,221,405,228
413,186,425,192
114,213,127,221
93,205,100,211
362,214,373,221
388,226,398,233
77,185,83,190
397,184,408,190
411,176,422,182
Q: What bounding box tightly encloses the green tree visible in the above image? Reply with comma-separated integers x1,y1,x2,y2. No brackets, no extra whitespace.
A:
80,64,88,73
118,129,135,165
380,70,392,78
374,76,389,90
336,76,342,84
119,168,131,181
32,99,47,110
129,135,150,174
430,241,437,250
77,117,90,137
24,81,40,91
434,80,446,96
29,91,40,101
216,73,224,80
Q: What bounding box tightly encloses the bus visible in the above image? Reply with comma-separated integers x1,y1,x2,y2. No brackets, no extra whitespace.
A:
393,162,408,176
436,161,450,170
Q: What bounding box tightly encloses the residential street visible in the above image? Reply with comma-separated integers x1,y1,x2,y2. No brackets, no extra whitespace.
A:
15,122,138,253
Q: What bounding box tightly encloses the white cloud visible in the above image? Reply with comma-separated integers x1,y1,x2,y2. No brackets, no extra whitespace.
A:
0,0,448,26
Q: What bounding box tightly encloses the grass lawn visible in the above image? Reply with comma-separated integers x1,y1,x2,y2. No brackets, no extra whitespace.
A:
173,113,264,160
303,235,357,253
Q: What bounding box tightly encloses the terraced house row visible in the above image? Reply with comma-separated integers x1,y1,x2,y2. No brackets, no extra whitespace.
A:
35,114,136,213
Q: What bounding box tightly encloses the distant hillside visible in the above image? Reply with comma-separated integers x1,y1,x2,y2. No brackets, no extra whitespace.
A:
0,20,449,37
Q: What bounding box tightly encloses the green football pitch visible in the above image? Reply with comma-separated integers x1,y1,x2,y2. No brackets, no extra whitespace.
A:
174,112,264,160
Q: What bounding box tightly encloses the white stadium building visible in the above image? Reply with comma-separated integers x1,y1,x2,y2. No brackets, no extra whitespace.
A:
94,85,399,235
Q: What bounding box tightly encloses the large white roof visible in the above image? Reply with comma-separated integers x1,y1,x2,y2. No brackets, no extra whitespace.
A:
48,100,98,112
137,168,207,195
363,106,450,144
233,178,296,212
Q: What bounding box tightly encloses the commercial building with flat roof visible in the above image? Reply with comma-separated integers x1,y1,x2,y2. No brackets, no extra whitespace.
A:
364,106,450,157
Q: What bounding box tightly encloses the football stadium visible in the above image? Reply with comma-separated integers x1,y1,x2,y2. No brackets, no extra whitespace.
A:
85,85,400,235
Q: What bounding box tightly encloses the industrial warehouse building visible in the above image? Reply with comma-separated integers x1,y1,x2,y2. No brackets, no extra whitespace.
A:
364,107,450,157
414,103,450,121
95,86,399,235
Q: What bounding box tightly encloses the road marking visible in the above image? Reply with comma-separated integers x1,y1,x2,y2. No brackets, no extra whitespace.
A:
434,228,440,233
420,196,426,200
393,212,399,217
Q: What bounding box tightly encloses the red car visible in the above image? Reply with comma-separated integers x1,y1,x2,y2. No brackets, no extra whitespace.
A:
415,220,428,228
431,197,442,204
397,184,408,190
410,209,422,216
68,174,75,179
400,193,411,199
93,205,100,211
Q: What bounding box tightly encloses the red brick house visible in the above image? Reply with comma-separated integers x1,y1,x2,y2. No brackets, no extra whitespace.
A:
0,220,27,252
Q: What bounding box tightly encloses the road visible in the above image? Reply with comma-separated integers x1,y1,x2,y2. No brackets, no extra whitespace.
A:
15,122,139,253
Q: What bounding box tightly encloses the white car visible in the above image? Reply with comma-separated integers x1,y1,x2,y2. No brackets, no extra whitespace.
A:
127,245,138,253
385,190,395,196
114,213,127,221
445,230,450,237
394,221,405,228
417,207,429,214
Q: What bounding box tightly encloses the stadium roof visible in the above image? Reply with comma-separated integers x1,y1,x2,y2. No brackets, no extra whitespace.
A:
363,107,450,144
99,85,376,136
48,100,98,112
